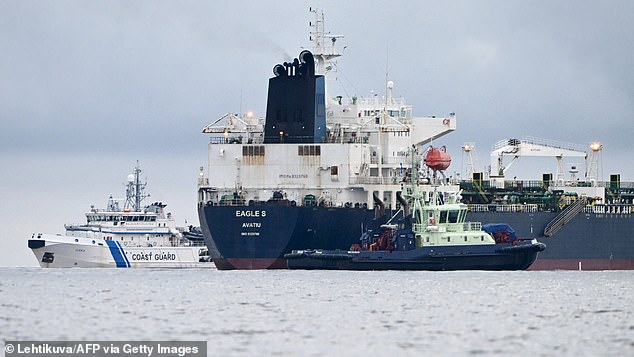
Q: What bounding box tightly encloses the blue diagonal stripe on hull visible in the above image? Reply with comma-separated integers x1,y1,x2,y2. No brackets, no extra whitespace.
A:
106,240,129,268
116,241,131,267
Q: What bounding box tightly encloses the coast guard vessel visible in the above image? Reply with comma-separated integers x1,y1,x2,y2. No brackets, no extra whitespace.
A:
29,164,212,268
197,9,633,270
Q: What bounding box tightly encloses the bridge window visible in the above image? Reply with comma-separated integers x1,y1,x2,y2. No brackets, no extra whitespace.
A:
439,211,448,223
448,210,459,223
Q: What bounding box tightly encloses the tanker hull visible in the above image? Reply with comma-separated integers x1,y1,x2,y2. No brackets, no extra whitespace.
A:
199,204,634,270
469,209,634,270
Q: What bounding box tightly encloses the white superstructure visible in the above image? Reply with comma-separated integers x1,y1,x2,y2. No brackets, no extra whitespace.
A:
198,9,457,210
29,163,212,268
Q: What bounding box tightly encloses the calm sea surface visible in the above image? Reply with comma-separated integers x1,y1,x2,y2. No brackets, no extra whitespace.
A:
1,268,632,356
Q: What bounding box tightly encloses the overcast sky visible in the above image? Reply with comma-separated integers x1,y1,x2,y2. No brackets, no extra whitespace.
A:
1,1,633,266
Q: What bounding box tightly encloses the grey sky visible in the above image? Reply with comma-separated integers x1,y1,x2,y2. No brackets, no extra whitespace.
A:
1,1,633,266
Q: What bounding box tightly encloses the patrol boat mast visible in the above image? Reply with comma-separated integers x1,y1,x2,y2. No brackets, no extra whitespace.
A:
124,161,149,212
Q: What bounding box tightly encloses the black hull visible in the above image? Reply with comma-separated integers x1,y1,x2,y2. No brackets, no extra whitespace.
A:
285,242,545,271
198,204,380,270
198,204,634,270
469,210,634,270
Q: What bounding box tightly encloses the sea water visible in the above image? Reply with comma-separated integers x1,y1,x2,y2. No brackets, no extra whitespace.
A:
1,268,632,356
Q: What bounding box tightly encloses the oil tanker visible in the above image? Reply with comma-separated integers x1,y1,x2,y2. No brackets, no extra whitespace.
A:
197,9,633,270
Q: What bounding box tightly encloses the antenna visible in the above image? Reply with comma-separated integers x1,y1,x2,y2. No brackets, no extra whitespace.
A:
309,7,343,75
124,161,149,212
384,44,389,116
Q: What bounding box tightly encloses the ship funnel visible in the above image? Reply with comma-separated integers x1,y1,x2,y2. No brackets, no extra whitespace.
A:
264,50,325,144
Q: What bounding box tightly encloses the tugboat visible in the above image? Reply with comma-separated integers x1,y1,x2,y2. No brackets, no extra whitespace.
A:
285,149,546,270
28,163,213,268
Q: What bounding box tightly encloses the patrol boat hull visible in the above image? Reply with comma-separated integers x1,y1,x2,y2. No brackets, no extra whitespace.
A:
285,240,545,271
29,233,211,268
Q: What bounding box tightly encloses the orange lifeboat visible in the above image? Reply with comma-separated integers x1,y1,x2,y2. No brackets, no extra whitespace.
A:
424,146,452,171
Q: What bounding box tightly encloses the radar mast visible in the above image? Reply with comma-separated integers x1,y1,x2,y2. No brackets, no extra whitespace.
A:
309,7,343,75
124,161,149,212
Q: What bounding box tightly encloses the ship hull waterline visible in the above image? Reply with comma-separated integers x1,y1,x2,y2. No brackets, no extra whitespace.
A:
199,205,634,271
285,242,545,271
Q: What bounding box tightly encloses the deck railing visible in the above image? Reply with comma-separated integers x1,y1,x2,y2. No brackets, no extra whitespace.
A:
467,204,540,213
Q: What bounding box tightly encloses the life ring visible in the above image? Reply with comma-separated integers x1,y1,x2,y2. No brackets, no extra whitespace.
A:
429,216,436,225
443,118,450,125
124,241,128,246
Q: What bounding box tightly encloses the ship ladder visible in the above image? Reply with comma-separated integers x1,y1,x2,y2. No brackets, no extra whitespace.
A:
473,181,489,203
543,197,587,237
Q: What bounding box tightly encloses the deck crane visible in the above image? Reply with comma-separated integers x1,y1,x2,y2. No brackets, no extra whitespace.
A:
489,137,597,187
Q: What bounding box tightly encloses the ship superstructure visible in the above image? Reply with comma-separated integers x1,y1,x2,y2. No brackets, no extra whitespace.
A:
198,9,458,269
199,9,457,209
29,163,212,268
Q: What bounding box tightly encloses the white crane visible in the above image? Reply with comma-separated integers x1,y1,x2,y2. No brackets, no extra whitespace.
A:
489,136,601,187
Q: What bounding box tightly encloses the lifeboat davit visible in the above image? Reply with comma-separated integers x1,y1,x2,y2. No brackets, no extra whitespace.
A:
424,146,452,171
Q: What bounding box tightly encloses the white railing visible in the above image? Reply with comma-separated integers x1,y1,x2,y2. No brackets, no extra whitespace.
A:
584,205,633,214
413,224,425,233
493,136,587,153
414,221,482,233
464,222,482,231
468,203,633,215
355,97,408,108
468,204,539,213
349,176,401,185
